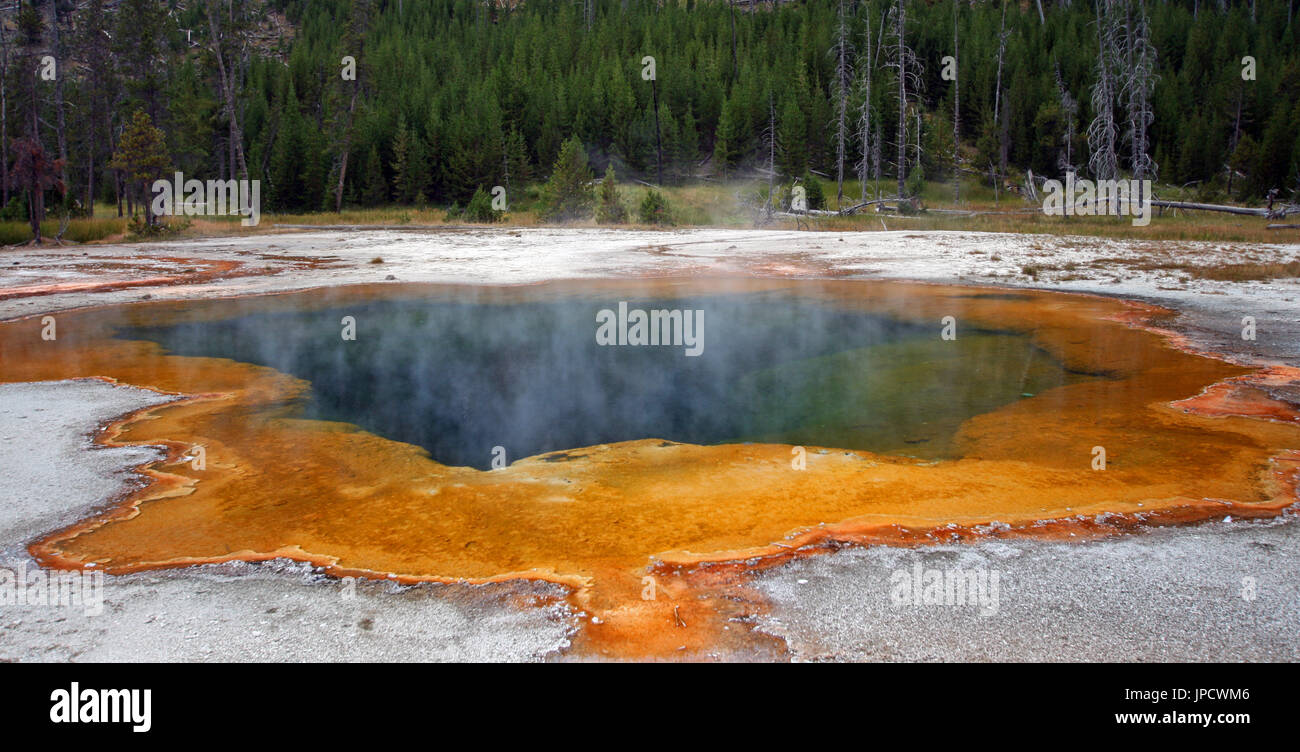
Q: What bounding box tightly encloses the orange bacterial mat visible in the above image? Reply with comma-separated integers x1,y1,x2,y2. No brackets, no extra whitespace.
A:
4,278,1297,658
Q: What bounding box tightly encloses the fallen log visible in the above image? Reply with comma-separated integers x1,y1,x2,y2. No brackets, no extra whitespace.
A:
837,197,919,215
1149,200,1267,216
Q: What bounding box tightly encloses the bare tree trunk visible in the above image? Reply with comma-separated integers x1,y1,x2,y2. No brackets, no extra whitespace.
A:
759,94,769,214
952,0,960,203
210,3,249,182
1054,62,1078,175
335,85,359,212
334,0,370,212
86,126,94,212
914,106,922,176
1227,93,1242,194
113,114,123,217
28,71,37,144
729,1,738,82
858,5,875,204
895,0,907,197
835,0,850,205
0,19,8,207
1124,0,1157,180
874,121,882,197
651,77,662,186
25,17,40,236
993,1,1009,185
1152,199,1273,216
29,189,43,243
47,1,69,193
1088,0,1119,180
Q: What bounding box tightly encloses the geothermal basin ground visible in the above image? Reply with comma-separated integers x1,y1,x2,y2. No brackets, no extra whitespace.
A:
1,227,1298,662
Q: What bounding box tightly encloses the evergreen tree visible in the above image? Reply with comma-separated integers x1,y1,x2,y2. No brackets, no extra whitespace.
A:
22,0,1300,218
713,96,745,176
540,136,594,221
390,116,428,203
504,126,531,189
595,164,627,223
268,82,325,213
108,110,170,227
778,92,809,178
361,144,387,206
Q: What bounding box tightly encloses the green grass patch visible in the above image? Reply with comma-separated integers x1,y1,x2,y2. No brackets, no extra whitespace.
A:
0,217,126,245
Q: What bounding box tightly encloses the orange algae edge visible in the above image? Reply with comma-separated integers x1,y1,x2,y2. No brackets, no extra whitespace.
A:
5,278,1299,659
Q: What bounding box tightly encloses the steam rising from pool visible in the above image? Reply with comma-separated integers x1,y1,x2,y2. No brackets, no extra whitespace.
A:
122,290,1092,469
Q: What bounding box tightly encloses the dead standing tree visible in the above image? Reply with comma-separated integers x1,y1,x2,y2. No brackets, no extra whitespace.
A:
832,0,854,206
991,0,1010,202
765,94,777,219
1054,62,1079,175
209,0,249,183
76,0,116,215
1088,0,1121,181
650,62,663,187
0,8,8,207
334,0,371,212
729,0,738,82
45,0,70,194
952,0,960,203
886,0,922,199
855,3,876,205
1122,0,1158,181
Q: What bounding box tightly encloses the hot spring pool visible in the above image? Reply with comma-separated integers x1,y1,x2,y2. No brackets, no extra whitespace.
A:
119,288,1096,467
7,278,1295,625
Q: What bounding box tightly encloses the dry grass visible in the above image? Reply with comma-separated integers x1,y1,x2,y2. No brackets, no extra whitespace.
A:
1012,251,1300,282
15,179,1297,245
1189,260,1300,281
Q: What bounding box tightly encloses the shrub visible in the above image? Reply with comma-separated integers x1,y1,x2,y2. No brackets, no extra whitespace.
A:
0,196,26,222
126,214,188,239
904,164,926,199
463,186,502,223
784,175,824,212
638,189,673,225
801,173,826,210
